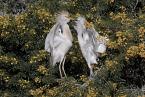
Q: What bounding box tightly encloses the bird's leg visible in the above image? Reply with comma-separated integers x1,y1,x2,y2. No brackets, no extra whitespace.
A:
62,56,67,78
90,68,94,78
59,59,63,78
89,64,94,79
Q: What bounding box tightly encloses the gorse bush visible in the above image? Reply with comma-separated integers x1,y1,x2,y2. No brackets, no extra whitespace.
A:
0,0,145,97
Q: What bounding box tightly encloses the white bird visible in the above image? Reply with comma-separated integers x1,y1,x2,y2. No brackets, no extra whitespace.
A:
74,16,107,78
45,11,73,78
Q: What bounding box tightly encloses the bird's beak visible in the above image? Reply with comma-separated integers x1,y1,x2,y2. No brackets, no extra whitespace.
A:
69,17,77,25
69,17,75,21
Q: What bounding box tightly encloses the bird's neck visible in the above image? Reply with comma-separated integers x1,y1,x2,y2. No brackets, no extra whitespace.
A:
76,24,86,34
58,21,68,25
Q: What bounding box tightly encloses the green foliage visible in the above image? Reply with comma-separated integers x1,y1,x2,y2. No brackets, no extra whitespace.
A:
0,0,145,97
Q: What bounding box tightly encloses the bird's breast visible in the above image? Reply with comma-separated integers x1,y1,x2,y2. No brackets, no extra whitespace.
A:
83,33,89,41
62,24,73,41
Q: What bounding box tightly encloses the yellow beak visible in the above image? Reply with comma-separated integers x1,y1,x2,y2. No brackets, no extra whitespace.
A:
69,17,75,20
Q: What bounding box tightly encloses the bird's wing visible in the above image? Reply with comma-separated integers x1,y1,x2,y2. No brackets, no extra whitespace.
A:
92,27,99,37
86,28,100,53
45,23,64,65
45,24,59,66
45,24,57,52
53,24,68,48
45,23,62,52
52,24,73,50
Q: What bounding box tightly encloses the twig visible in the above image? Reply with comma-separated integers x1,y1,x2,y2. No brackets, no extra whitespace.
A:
133,0,139,12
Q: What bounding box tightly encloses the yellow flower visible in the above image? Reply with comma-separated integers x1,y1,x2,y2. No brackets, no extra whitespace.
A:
105,60,113,69
87,87,97,97
29,88,44,96
109,12,114,16
0,55,18,64
138,27,145,41
116,31,123,37
126,46,140,59
138,27,145,33
80,75,88,82
138,43,145,58
96,35,109,45
105,60,118,71
18,79,30,88
119,95,127,97
34,77,41,83
37,65,48,75
108,41,119,48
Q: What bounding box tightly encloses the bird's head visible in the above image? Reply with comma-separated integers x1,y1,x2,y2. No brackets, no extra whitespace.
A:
75,16,86,26
74,16,86,34
75,16,93,29
74,16,94,34
56,11,70,24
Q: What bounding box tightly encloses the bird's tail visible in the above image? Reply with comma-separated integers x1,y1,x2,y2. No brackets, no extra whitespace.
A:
49,47,58,66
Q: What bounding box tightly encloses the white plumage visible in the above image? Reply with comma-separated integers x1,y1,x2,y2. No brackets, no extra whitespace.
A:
45,11,73,78
74,16,107,78
97,44,106,53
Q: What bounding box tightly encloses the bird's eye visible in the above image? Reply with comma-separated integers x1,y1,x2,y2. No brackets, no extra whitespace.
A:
58,29,61,33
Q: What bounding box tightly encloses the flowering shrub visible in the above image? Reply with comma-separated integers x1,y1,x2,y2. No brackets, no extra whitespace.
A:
0,0,145,97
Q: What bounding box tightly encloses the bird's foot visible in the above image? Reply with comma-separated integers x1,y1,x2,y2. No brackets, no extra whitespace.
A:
60,76,67,79
89,74,95,80
89,77,94,80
